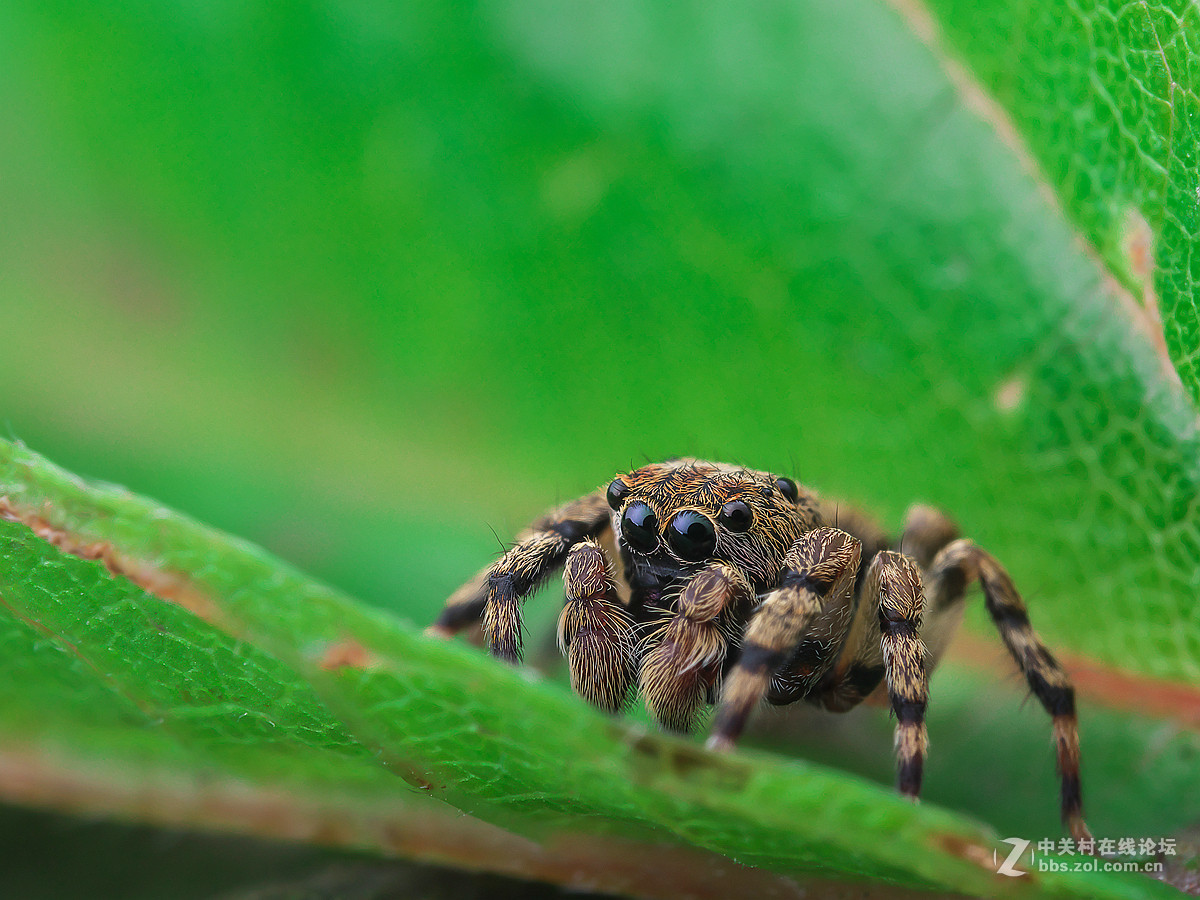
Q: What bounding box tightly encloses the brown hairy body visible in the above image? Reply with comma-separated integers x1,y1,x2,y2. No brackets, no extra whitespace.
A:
430,458,1089,840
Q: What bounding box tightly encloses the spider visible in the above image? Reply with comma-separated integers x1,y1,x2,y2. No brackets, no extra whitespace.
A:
429,458,1089,840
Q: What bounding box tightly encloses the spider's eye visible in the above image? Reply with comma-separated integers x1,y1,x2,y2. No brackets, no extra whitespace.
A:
718,499,753,532
621,502,659,552
606,478,629,510
667,511,717,561
775,477,799,503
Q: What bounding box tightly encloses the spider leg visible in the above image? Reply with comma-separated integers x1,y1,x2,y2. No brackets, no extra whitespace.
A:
927,538,1090,841
806,503,961,715
762,570,861,708
764,503,899,712
707,528,862,749
427,570,489,641
428,491,611,663
798,587,886,714
865,551,929,798
557,539,636,712
789,552,928,796
639,563,752,733
898,504,960,569
897,505,963,669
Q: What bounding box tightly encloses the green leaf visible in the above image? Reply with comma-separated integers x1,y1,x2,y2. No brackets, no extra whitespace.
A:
0,441,1178,898
916,0,1200,394
1,0,1198,894
2,0,1197,693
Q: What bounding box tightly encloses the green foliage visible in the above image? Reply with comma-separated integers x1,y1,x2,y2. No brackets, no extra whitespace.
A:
0,0,1197,895
0,440,1181,898
923,0,1200,389
2,0,1198,687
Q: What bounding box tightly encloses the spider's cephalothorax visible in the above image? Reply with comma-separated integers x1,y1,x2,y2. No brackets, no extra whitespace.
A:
430,458,1090,840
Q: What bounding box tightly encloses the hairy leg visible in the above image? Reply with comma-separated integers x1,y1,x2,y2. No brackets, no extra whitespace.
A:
898,504,959,569
927,539,1090,840
639,563,752,732
707,528,862,749
557,539,637,713
806,503,958,714
428,491,611,662
797,548,928,797
867,551,929,798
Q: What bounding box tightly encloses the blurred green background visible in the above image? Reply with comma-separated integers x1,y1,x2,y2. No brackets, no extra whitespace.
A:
2,0,1199,893
3,0,1196,670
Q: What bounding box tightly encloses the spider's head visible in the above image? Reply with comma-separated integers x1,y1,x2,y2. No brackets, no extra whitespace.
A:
605,458,820,594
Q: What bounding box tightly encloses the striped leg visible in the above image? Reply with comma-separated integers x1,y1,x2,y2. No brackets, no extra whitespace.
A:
767,504,917,712
806,503,959,716
707,528,862,750
897,505,963,670
794,549,928,797
764,566,862,708
927,539,1090,840
867,551,928,798
427,492,611,662
557,540,636,713
639,563,751,732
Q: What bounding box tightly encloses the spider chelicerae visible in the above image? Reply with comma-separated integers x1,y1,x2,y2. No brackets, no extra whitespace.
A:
429,458,1089,840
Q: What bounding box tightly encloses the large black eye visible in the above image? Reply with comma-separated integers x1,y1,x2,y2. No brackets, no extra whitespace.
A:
621,502,659,552
775,477,799,503
718,499,753,532
606,478,629,510
667,511,717,561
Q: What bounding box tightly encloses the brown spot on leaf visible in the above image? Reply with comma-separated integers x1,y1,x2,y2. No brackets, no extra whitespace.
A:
318,638,376,671
625,730,752,790
0,496,227,626
1120,209,1174,370
1123,209,1155,283
932,832,1022,880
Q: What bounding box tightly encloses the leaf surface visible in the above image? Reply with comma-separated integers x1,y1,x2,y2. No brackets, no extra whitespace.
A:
918,0,1199,392
0,440,1181,898
0,0,1198,894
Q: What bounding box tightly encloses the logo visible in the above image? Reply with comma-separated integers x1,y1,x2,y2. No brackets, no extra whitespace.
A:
994,837,1030,877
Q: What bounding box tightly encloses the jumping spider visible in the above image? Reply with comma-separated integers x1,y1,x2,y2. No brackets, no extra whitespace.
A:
430,458,1089,839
